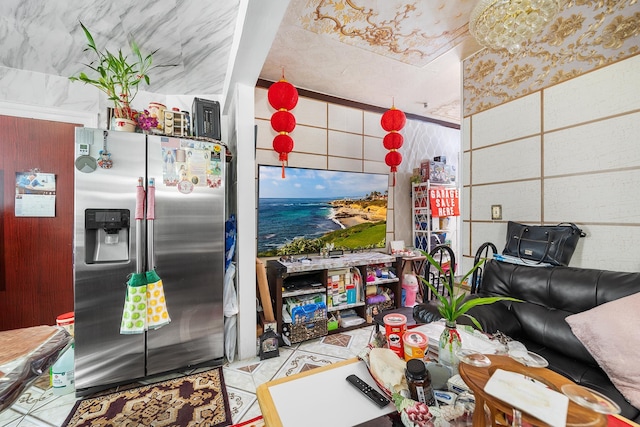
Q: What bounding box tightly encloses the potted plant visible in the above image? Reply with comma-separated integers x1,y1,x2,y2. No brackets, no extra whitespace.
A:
69,22,157,131
419,252,520,372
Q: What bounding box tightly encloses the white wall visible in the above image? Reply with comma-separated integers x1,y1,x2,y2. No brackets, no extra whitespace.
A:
463,54,640,273
227,83,259,361
0,64,222,128
396,118,461,253
255,86,461,264
0,65,98,120
255,88,396,243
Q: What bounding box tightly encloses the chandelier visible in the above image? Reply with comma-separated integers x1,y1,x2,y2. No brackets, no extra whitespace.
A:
469,0,560,54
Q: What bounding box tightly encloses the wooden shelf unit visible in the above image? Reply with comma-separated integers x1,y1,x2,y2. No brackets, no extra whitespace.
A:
266,252,402,342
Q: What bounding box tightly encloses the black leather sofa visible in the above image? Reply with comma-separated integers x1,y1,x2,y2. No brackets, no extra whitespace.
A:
413,259,640,421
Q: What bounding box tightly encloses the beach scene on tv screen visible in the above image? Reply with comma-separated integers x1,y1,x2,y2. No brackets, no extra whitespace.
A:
258,166,389,257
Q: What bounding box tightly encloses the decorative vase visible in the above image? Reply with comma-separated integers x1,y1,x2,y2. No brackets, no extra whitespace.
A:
113,117,137,132
438,320,462,374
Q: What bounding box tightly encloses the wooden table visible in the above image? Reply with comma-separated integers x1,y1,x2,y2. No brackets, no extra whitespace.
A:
256,358,397,427
458,354,607,427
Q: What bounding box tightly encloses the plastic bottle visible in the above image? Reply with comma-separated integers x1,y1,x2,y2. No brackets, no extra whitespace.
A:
51,343,75,395
405,358,435,406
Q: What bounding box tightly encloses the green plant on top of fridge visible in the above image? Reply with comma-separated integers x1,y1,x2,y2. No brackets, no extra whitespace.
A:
69,22,157,121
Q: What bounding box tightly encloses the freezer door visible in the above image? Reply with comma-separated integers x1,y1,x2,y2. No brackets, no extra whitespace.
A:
145,136,225,374
73,130,147,392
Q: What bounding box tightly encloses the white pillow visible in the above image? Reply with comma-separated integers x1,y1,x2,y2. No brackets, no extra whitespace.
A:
565,292,640,408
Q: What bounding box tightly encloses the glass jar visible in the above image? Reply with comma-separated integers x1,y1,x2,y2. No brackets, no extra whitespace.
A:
148,102,166,123
405,358,435,406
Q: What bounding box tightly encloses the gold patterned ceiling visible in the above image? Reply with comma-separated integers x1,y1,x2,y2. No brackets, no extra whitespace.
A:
4,1,635,125
463,0,640,117
299,0,474,67
262,0,483,124
262,0,639,124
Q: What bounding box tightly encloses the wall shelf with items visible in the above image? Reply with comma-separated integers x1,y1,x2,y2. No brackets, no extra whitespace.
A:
412,181,459,257
327,302,365,312
275,269,328,344
281,271,326,299
266,252,402,343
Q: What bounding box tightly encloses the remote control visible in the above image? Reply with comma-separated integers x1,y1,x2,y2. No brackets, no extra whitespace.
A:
346,374,390,408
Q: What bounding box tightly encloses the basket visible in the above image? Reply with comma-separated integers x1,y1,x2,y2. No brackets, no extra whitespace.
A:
369,299,396,316
289,318,328,343
366,287,395,315
290,302,327,324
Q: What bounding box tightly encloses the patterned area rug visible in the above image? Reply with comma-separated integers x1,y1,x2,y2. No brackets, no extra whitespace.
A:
63,368,231,427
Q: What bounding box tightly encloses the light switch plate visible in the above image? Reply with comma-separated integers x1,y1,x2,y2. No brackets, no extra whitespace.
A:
491,205,502,220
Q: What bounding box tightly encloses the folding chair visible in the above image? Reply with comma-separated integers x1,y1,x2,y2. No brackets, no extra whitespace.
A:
423,244,456,301
470,242,497,294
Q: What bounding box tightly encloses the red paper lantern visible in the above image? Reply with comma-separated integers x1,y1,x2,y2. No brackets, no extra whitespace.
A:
268,80,299,111
385,151,402,172
268,74,299,178
383,132,404,150
381,102,406,186
381,107,406,132
273,134,294,159
273,134,294,178
270,110,296,133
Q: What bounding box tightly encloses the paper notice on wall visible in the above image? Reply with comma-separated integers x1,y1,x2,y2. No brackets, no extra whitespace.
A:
15,172,56,217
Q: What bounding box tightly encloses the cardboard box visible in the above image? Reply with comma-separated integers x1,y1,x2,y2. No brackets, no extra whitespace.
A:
420,160,431,182
425,160,456,183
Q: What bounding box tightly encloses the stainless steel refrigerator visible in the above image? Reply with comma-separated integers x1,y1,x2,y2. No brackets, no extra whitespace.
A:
73,128,225,395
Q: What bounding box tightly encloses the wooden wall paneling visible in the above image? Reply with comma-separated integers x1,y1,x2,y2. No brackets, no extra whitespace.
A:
0,116,79,330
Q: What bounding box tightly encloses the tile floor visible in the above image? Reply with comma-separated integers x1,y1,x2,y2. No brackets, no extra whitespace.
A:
0,326,378,426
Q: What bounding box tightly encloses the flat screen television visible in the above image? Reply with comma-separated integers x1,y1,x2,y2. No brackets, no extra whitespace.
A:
257,165,389,257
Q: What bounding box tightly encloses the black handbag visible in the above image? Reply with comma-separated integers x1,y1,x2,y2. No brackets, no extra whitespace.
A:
502,221,586,266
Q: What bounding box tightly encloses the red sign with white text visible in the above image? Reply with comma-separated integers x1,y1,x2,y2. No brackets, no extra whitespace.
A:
429,187,460,217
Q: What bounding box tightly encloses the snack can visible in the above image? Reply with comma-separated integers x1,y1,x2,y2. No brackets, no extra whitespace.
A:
403,330,428,361
384,313,407,358
56,312,75,336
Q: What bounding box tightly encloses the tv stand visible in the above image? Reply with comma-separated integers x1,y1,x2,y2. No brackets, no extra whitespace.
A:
266,252,402,343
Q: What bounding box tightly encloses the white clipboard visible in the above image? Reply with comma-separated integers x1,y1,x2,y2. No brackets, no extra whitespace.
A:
484,369,568,427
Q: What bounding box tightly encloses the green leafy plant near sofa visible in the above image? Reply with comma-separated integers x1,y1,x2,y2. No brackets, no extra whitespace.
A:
420,250,521,371
420,252,520,328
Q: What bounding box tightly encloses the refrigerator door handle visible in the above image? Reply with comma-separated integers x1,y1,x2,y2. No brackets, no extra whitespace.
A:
147,178,156,270
135,177,145,274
